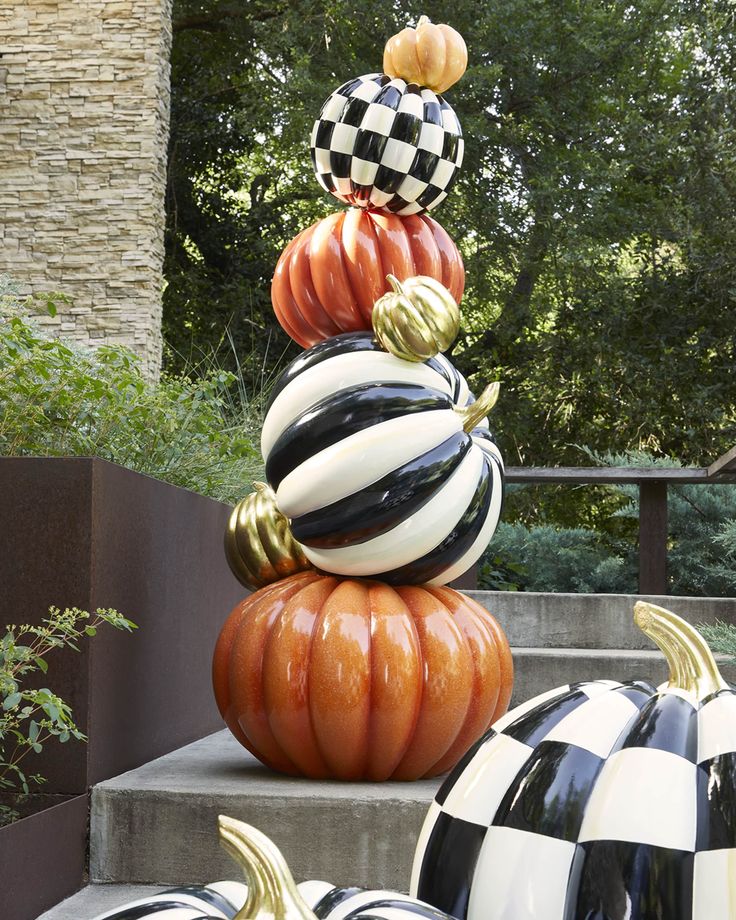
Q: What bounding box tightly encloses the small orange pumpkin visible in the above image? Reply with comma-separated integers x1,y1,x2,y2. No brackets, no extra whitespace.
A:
383,17,468,94
212,571,513,781
271,208,464,349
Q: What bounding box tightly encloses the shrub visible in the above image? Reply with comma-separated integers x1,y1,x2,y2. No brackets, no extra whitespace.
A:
699,621,736,665
0,279,263,504
481,451,736,596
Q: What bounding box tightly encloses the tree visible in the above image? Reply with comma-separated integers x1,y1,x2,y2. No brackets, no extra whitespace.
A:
164,0,736,472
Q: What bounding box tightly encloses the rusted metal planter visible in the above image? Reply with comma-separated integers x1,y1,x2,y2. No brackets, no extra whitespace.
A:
0,794,88,920
0,457,247,913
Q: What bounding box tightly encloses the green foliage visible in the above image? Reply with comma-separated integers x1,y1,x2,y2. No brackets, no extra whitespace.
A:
165,0,736,471
0,607,136,826
698,620,736,663
0,283,263,503
481,451,736,596
482,522,636,594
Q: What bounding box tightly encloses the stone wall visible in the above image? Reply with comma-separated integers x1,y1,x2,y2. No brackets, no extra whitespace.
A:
0,0,172,377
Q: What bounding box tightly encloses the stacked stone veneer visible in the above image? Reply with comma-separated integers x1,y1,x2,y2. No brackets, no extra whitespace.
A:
0,0,172,377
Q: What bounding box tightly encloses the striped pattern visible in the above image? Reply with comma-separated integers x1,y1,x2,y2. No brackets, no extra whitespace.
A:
411,681,736,920
89,882,248,920
90,880,457,920
310,73,463,215
261,333,504,585
313,886,455,920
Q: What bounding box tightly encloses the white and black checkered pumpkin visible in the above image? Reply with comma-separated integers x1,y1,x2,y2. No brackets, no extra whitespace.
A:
261,332,504,586
310,73,463,216
411,603,736,920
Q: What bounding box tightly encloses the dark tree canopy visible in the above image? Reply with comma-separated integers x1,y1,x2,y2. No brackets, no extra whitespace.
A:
164,0,736,469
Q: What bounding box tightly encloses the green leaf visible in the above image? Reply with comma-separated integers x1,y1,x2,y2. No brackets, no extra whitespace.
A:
3,692,21,711
34,657,48,674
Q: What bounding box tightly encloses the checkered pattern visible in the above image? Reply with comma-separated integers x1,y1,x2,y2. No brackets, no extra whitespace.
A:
411,681,736,920
310,73,463,216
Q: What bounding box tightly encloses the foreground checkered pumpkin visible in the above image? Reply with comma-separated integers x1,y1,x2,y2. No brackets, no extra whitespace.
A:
261,332,503,585
310,73,463,215
411,602,736,920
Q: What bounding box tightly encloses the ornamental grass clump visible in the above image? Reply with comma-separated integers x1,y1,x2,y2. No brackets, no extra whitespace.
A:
0,278,262,504
0,606,136,826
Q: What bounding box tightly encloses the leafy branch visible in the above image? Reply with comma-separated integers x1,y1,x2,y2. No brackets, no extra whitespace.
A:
0,606,137,826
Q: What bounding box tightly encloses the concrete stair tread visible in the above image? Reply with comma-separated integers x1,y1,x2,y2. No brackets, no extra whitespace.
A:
38,885,165,920
96,730,439,801
40,591,735,919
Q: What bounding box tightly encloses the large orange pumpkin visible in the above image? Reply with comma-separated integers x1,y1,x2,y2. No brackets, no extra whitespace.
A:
271,209,465,349
212,571,513,781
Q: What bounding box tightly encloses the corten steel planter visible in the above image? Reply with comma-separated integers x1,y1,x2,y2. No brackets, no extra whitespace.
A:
0,457,247,794
0,794,88,920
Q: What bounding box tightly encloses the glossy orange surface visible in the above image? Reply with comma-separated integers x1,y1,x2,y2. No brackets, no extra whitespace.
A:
212,572,513,781
271,209,465,349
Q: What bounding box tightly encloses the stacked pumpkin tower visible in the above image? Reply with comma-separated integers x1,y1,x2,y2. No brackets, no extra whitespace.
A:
214,18,513,782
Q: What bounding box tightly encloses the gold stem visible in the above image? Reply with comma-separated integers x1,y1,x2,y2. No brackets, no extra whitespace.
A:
633,601,729,702
417,15,430,27
218,816,318,920
454,382,500,433
385,273,404,296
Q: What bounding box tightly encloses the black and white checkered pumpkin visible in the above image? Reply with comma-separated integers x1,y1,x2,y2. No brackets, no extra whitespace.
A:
261,332,504,586
310,73,463,216
411,603,736,920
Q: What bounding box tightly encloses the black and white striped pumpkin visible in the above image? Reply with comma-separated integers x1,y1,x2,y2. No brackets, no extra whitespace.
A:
410,603,736,920
91,816,458,920
261,332,504,585
90,881,249,920
88,879,452,920
309,885,459,920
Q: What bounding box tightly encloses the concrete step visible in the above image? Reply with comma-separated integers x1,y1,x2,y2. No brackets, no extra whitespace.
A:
470,590,736,649
91,731,437,892
38,886,163,920
513,646,735,701
88,644,736,893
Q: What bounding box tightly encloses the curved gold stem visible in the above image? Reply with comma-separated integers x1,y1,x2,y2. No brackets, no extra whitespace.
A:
385,273,404,296
454,382,500,433
218,816,318,920
633,601,729,702
417,15,430,27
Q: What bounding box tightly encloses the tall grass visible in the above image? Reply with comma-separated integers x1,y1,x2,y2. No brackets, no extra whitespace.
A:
0,279,263,503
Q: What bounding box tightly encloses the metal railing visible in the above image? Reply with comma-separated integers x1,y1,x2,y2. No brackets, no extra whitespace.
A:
503,446,736,594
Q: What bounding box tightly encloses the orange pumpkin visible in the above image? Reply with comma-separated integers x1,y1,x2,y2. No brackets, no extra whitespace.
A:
383,17,468,94
271,209,464,349
212,571,513,781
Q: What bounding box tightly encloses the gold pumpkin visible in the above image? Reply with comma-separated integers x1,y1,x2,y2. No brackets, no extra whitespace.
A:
383,16,468,94
225,482,313,591
372,274,461,362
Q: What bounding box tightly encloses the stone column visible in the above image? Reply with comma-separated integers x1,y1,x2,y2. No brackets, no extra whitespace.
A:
0,0,172,378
